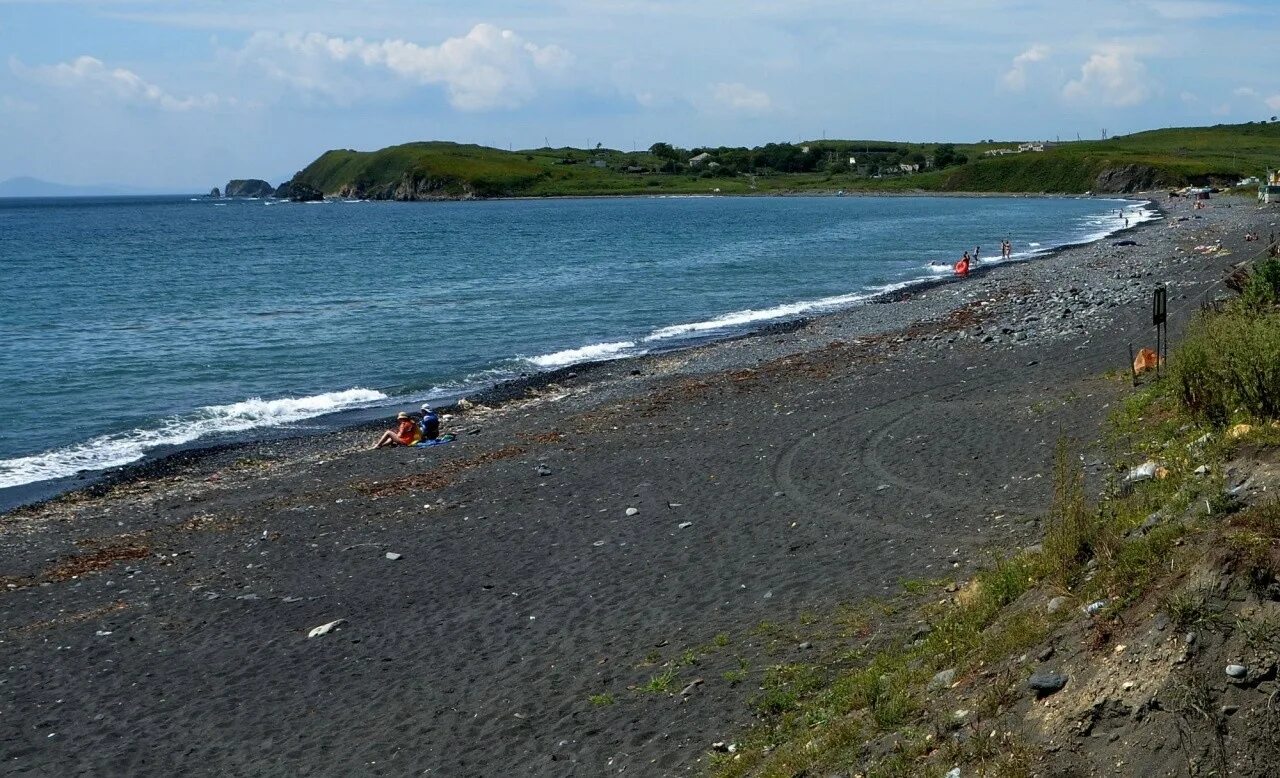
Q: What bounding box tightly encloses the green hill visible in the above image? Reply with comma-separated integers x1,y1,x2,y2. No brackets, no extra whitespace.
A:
274,123,1280,200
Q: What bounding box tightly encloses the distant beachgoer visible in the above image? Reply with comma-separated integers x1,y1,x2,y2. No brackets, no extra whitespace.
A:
973,246,981,263
419,403,440,441
374,412,421,449
954,252,971,277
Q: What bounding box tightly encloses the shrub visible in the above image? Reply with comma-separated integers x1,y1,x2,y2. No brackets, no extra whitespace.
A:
1170,306,1280,422
1240,258,1280,310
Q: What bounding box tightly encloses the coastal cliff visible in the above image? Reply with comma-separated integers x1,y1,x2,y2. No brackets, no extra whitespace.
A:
270,122,1280,200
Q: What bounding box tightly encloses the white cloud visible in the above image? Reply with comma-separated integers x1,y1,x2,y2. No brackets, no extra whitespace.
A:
1062,45,1151,107
11,55,223,111
1001,44,1049,91
1234,86,1258,98
706,82,772,114
239,24,574,111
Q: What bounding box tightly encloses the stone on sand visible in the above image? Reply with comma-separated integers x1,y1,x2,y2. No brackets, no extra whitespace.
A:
1028,670,1067,698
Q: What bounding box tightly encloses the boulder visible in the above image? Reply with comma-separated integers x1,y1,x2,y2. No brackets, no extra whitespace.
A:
208,186,221,198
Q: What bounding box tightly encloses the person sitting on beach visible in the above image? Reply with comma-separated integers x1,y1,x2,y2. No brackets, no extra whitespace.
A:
419,403,440,441
374,412,421,449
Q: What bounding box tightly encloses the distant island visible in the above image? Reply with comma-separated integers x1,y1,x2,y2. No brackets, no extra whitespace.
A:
0,176,165,198
222,179,275,198
250,121,1280,202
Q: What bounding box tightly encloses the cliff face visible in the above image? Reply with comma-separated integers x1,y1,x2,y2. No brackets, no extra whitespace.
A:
332,172,477,201
1093,164,1164,194
223,179,276,198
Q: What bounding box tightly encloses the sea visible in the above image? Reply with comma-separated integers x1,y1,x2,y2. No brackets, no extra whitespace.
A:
0,193,1156,501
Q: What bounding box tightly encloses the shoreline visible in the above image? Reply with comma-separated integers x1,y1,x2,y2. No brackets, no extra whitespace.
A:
0,195,1161,515
0,195,1158,515
2,193,1267,776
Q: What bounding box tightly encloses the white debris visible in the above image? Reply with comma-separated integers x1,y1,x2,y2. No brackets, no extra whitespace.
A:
678,521,693,529
1125,461,1158,483
385,552,402,561
307,619,346,638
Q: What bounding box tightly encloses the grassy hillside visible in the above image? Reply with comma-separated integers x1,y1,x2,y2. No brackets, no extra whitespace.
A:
278,122,1280,200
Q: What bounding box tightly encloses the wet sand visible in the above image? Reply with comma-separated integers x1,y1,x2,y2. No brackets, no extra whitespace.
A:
2,195,1273,776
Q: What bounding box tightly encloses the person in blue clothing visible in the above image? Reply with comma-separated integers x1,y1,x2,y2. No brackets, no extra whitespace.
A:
419,403,440,441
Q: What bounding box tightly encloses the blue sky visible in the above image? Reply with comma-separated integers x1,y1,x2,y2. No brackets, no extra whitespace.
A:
1,0,1278,189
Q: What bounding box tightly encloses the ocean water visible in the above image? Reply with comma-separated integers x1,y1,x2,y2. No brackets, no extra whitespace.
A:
0,194,1154,491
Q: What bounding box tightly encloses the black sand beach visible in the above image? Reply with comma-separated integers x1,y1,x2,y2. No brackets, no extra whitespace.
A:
3,195,1274,776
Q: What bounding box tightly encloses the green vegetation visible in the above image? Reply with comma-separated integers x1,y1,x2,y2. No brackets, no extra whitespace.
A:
588,692,616,707
1171,261,1280,423
278,121,1280,200
641,667,678,694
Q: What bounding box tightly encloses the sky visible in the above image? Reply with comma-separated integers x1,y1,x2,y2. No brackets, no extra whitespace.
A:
1,0,1279,190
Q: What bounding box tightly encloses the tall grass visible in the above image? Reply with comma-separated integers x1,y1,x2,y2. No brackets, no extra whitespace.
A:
1171,293,1280,424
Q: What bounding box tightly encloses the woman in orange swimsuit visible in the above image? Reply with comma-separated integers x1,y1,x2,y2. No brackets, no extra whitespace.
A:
374,412,422,449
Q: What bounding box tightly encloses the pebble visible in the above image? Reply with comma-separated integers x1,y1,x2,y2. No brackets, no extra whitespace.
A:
535,465,552,476
385,552,402,561
1226,664,1247,679
1194,464,1209,476
625,507,639,516
1047,596,1068,613
1028,670,1068,697
677,521,693,529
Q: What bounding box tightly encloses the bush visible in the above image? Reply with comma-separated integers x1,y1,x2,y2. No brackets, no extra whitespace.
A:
1171,306,1280,422
1241,258,1280,310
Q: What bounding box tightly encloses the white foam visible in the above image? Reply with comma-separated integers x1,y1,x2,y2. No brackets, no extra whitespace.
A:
643,283,915,342
526,341,637,368
0,388,387,489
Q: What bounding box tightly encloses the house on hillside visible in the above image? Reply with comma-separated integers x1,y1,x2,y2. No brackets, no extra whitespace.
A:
898,163,920,174
689,152,712,167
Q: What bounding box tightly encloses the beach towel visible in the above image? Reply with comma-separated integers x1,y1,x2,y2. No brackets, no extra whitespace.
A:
415,434,457,448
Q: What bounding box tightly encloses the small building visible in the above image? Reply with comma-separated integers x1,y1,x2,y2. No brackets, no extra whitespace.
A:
688,152,712,167
898,163,920,174
1260,171,1280,203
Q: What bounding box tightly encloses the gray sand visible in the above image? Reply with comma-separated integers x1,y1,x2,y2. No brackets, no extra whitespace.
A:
2,195,1274,776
